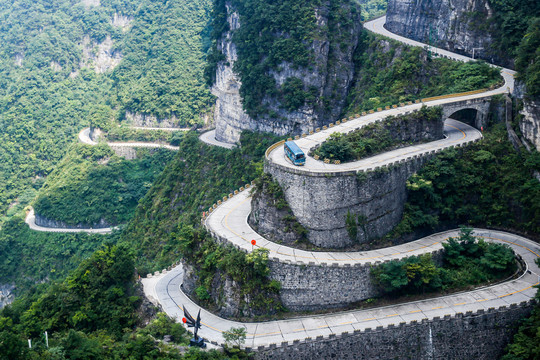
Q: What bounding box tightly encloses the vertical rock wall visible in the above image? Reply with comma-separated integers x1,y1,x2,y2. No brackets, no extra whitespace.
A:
212,5,252,144
386,0,508,67
212,1,362,144
0,284,15,309
34,213,112,229
519,98,540,151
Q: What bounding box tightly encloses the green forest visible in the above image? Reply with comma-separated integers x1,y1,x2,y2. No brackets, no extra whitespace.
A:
391,124,540,238
0,0,213,225
372,227,516,296
0,0,539,357
1,244,238,359
33,144,175,226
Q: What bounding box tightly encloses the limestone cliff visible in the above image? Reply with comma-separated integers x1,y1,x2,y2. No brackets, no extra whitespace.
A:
211,5,252,143
0,284,15,309
517,89,540,151
211,1,362,143
386,0,509,67
35,213,112,229
248,174,307,246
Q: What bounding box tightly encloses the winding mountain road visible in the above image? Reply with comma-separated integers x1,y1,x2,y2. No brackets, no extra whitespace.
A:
25,208,115,234
142,17,536,349
78,127,181,150
268,16,514,175
199,129,236,149
144,228,540,348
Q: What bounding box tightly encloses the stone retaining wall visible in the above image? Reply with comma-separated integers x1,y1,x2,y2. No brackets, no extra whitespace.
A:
207,226,445,310
254,301,535,360
265,154,434,248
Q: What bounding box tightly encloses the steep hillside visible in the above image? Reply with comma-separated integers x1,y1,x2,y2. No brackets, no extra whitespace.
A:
121,131,283,273
206,0,362,142
0,0,214,223
0,217,117,293
113,0,214,127
33,144,175,227
388,124,540,243
0,0,131,220
344,32,502,115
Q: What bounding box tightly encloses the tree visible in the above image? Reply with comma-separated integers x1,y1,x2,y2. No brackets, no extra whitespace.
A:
481,244,515,273
223,327,246,349
371,260,408,293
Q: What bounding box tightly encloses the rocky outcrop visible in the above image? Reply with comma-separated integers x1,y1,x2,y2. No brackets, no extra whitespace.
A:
35,213,112,229
266,155,436,248
249,175,307,246
81,35,122,73
212,1,362,144
212,5,251,144
519,98,540,151
181,259,280,318
125,111,182,128
81,0,100,8
112,12,133,31
0,284,15,309
386,0,510,67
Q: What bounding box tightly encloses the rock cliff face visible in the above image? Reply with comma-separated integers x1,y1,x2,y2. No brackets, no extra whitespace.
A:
35,213,112,229
0,284,15,309
81,35,122,73
386,0,509,67
124,111,192,128
248,176,307,245
181,259,280,318
519,98,540,151
212,1,362,143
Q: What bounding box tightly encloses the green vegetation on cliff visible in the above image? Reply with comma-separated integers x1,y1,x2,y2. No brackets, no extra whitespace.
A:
356,0,387,21
372,228,517,295
113,0,214,124
182,231,284,317
390,123,540,239
206,0,360,117
32,144,175,226
313,106,442,162
515,18,540,97
344,33,502,115
489,0,540,60
122,131,283,273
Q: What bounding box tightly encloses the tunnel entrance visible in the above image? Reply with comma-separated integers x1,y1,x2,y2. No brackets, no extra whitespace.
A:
447,108,482,130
